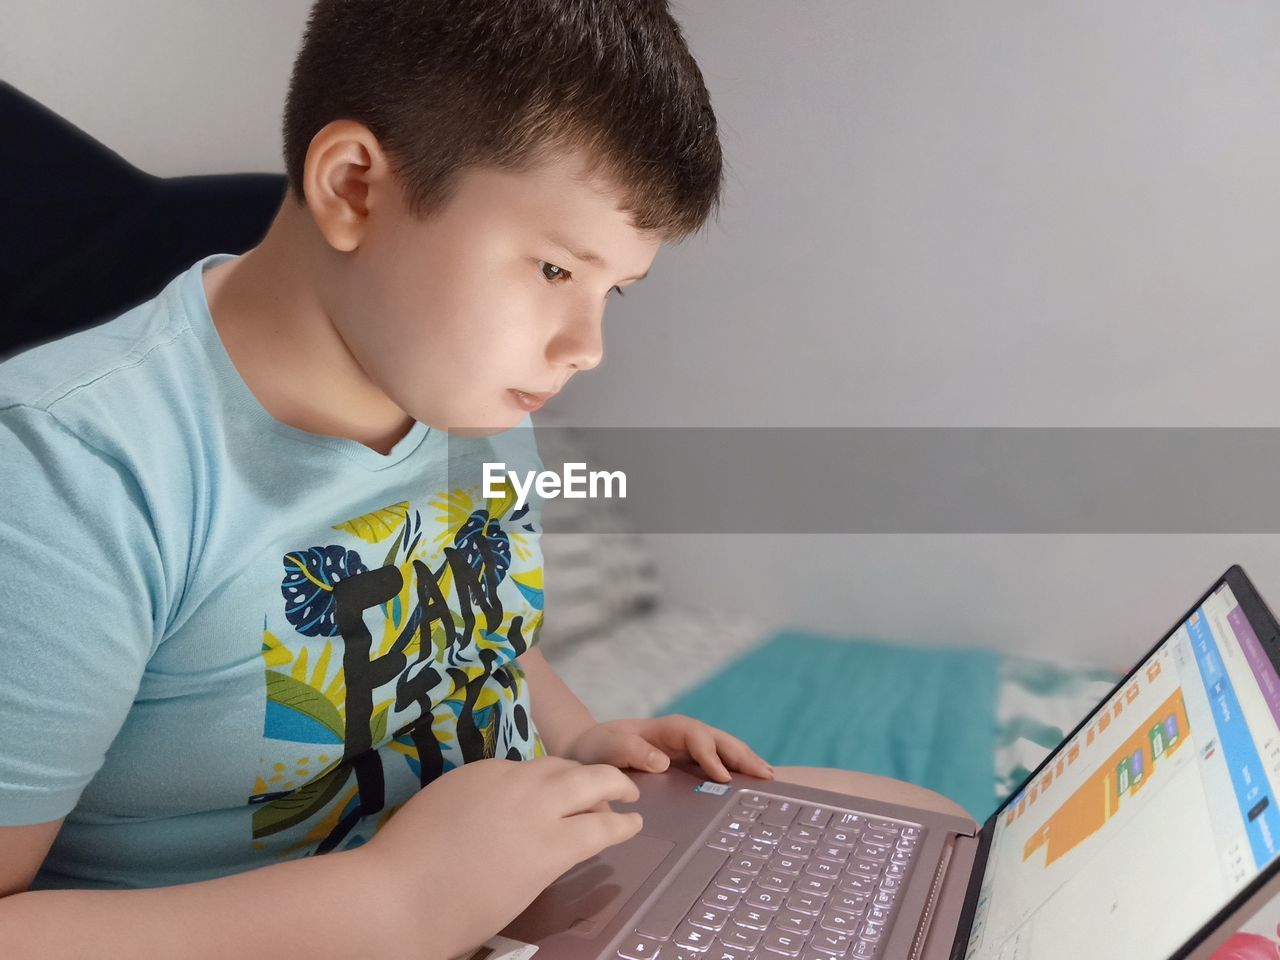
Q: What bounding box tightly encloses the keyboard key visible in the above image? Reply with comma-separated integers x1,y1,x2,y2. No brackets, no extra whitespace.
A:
786,893,824,915
674,921,715,951
707,833,739,851
859,920,884,942
732,905,773,930
714,868,752,893
780,840,812,859
861,830,896,847
775,909,816,935
708,947,749,960
762,801,800,827
789,825,822,843
838,875,876,896
805,859,842,880
617,934,664,960
873,891,896,908
816,844,851,863
744,840,775,857
718,926,762,952
867,821,901,833
810,930,854,956
770,853,804,875
719,817,751,837
819,909,861,935
831,892,868,915
740,793,769,809
847,859,882,879
884,863,908,880
746,887,786,911
826,828,858,846
689,906,731,931
636,847,729,939
801,805,833,827
855,844,887,863
763,930,806,956
796,875,836,897
868,906,890,924
729,854,767,875
703,888,742,912
851,941,877,958
750,824,786,843
900,826,921,840
732,806,761,821
757,871,795,892
835,813,863,828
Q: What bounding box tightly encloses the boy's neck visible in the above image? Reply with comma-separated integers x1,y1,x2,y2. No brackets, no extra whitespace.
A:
202,200,416,457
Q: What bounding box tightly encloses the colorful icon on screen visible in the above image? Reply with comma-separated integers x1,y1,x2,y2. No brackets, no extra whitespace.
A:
1150,724,1166,758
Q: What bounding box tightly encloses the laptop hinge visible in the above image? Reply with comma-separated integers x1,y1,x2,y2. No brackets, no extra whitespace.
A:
907,833,955,960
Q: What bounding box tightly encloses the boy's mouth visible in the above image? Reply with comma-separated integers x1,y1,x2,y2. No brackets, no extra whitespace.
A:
509,388,556,412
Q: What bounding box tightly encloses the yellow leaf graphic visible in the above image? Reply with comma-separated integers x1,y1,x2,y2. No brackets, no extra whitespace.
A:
291,646,310,684
261,629,291,668
334,501,410,544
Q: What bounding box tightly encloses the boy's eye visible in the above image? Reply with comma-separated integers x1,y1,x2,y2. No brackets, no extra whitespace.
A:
538,260,569,283
538,260,626,299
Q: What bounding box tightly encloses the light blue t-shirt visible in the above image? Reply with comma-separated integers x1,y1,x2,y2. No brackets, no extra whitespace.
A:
0,253,548,889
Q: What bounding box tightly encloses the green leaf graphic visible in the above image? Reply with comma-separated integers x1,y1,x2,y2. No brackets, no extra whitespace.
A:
252,764,350,838
265,670,345,742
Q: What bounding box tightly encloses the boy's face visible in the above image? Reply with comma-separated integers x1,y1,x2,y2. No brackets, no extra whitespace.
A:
314,132,661,436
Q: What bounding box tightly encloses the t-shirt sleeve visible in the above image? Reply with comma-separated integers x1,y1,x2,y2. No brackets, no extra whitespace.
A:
0,404,163,825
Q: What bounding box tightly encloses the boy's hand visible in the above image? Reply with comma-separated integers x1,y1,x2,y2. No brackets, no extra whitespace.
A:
563,715,774,783
360,755,644,958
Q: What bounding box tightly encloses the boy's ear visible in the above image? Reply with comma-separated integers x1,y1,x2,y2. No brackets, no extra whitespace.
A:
301,119,391,253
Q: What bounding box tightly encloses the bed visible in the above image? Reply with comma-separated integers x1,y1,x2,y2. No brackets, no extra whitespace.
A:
534,419,1121,821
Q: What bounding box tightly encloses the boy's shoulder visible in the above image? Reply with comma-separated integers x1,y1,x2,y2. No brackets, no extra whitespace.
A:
0,262,201,438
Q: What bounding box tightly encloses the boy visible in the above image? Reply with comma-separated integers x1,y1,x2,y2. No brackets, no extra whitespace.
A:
0,2,775,957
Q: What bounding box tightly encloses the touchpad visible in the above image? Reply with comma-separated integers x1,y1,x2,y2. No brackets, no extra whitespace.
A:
502,834,676,943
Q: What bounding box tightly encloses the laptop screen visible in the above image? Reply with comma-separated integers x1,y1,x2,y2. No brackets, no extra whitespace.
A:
964,579,1280,959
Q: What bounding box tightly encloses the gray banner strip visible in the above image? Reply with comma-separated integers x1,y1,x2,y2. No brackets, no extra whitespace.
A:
445,428,1280,533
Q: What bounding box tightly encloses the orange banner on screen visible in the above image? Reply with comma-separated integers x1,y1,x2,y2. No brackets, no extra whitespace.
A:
1018,688,1190,867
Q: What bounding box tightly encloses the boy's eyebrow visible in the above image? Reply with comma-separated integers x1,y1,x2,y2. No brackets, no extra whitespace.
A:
544,234,649,282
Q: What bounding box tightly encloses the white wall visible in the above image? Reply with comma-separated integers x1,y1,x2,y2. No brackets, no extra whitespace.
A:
6,0,1280,665
0,1,310,177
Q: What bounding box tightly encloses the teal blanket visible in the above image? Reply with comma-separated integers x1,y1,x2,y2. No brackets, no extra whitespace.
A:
656,630,1001,821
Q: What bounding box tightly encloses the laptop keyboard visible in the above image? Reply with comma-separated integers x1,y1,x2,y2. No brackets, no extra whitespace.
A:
615,791,923,960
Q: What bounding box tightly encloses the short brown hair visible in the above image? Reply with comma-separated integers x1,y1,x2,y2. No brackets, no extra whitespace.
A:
282,0,725,243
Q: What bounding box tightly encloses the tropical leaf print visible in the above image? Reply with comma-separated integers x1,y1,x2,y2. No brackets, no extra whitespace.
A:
454,509,511,582
510,568,544,611
276,782,362,858
252,762,350,838
264,671,345,745
334,501,410,544
281,544,369,637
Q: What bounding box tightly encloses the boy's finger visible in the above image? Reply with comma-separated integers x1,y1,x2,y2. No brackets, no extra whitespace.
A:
723,739,774,778
630,736,670,772
689,729,731,781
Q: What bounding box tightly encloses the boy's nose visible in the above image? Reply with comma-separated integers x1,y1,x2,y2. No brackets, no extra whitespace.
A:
547,307,605,372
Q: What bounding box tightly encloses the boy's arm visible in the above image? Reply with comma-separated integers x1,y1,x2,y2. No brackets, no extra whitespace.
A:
518,646,599,757
0,845,408,960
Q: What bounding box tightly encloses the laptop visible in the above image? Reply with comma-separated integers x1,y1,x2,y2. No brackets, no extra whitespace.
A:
485,564,1280,960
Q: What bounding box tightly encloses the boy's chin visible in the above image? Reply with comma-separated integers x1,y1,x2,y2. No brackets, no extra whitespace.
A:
431,416,528,438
